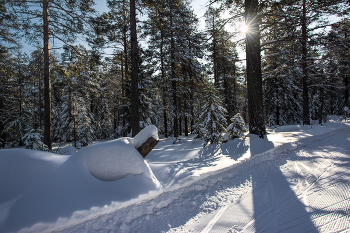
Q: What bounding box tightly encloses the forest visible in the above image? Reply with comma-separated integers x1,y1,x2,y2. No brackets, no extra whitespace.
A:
0,0,349,151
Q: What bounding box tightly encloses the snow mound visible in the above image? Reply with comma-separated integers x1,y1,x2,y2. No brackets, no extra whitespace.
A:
84,137,160,183
129,125,159,149
0,149,69,202
0,144,161,232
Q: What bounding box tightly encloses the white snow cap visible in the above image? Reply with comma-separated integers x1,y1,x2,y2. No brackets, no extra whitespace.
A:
84,137,160,184
130,125,159,149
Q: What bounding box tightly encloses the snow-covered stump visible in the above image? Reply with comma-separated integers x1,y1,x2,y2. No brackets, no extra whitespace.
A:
84,125,159,182
130,125,159,158
136,137,158,158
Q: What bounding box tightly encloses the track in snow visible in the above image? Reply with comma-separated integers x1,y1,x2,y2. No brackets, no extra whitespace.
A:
59,127,350,233
176,128,350,233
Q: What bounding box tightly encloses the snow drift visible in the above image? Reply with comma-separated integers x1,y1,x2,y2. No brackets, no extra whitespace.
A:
0,135,160,233
85,137,160,182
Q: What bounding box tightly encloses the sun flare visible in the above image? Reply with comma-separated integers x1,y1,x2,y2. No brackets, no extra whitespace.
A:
240,24,249,33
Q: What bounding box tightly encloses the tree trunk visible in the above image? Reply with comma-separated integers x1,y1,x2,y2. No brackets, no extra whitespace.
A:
130,0,140,137
123,0,129,137
275,77,280,125
345,74,349,108
345,31,349,108
43,0,52,150
18,56,23,146
213,38,218,87
0,96,5,147
136,136,158,158
185,98,188,136
170,15,178,138
319,86,324,125
160,27,168,138
121,52,127,137
233,68,237,115
245,0,265,137
190,74,194,133
301,0,309,125
179,115,182,136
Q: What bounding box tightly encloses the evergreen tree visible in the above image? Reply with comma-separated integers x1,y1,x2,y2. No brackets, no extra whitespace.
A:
14,0,95,150
327,19,350,110
245,0,265,137
144,0,204,137
103,0,132,136
226,113,247,139
204,5,239,120
194,83,227,146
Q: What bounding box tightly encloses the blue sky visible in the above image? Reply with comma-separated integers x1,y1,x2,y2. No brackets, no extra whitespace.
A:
21,0,210,56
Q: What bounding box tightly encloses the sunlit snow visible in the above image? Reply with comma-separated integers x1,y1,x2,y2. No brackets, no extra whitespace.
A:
0,117,349,232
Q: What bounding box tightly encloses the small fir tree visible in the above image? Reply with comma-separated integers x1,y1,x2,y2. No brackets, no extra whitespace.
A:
226,113,248,140
194,85,227,146
22,129,48,151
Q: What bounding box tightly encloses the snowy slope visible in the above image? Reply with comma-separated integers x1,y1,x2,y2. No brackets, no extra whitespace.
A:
0,118,349,232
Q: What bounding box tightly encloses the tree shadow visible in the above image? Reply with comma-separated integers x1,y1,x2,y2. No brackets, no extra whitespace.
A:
161,144,223,187
221,134,275,161
251,168,318,232
250,137,318,232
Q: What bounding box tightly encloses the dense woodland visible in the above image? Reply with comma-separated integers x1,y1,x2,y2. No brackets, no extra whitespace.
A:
0,0,349,150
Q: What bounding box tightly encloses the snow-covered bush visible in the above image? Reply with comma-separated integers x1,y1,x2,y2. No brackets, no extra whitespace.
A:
226,113,247,140
22,129,48,151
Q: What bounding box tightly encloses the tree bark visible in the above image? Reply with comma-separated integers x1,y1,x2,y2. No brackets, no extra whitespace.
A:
123,0,128,136
344,29,349,108
345,74,349,108
0,96,5,147
301,0,310,125
43,0,52,150
245,0,265,137
170,14,178,138
130,0,140,137
136,136,158,158
185,98,188,136
319,86,324,125
160,25,168,138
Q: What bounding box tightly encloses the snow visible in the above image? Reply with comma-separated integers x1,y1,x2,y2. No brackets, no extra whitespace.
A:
0,117,349,232
85,138,160,182
129,125,159,149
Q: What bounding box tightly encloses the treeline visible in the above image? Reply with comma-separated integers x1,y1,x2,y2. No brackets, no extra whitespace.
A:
0,0,349,150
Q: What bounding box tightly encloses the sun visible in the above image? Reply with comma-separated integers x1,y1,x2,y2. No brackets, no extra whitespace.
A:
240,24,249,33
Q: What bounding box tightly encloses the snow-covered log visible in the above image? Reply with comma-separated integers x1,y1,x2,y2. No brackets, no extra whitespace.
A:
130,125,159,158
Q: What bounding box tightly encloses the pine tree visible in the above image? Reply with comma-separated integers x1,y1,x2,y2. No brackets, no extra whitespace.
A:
14,0,95,150
327,19,350,110
144,0,204,137
194,83,227,146
204,5,239,120
245,0,265,137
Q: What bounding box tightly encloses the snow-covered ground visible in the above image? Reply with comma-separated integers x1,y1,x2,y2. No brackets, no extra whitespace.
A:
0,117,349,233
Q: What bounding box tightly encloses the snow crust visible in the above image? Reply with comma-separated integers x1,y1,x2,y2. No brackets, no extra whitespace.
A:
0,117,349,232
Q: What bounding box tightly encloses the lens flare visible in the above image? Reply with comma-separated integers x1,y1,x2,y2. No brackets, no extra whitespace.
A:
240,24,249,33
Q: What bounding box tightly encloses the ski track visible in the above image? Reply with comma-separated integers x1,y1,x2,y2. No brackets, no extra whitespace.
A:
35,126,350,233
